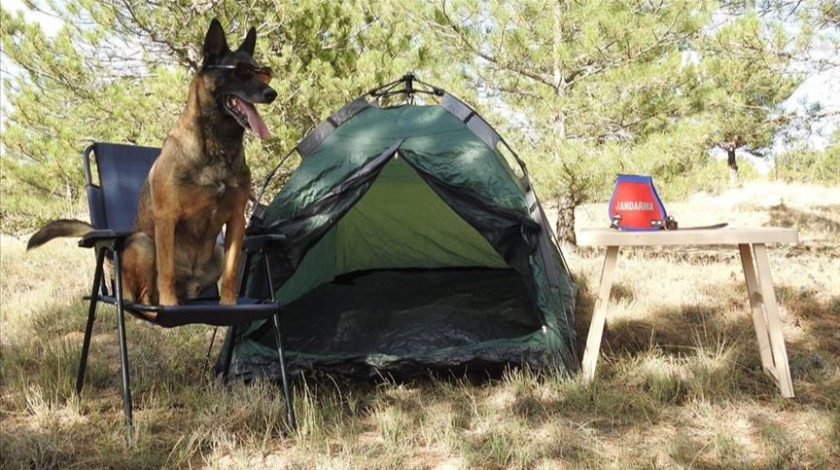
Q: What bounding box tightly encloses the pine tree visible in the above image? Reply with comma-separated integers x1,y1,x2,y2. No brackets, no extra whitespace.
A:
692,5,801,186
428,0,713,246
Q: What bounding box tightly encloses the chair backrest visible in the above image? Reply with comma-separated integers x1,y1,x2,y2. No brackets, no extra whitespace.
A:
84,142,223,299
84,143,161,231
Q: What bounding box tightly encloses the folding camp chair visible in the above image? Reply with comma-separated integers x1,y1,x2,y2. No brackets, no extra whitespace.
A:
74,142,295,445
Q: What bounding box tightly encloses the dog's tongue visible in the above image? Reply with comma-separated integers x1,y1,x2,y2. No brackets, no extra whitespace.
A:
237,99,270,140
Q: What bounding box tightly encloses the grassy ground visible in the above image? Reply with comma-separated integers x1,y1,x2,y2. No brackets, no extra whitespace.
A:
1,181,838,469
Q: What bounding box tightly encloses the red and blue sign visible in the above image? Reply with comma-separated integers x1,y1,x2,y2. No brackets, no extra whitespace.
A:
608,174,668,231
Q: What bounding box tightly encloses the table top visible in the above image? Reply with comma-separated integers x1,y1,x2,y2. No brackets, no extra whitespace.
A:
576,227,799,247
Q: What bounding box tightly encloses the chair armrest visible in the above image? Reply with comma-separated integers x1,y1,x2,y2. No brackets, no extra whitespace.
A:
78,229,133,249
242,234,287,252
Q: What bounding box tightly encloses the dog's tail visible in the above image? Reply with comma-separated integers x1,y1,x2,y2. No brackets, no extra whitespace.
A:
27,219,95,250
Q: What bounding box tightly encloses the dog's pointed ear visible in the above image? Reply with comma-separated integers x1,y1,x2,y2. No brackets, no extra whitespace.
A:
238,27,257,57
203,18,230,66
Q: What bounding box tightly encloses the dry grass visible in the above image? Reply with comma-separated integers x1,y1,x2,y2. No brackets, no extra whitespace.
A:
1,181,839,469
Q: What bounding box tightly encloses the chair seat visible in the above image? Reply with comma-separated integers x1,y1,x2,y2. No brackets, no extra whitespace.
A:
97,296,279,328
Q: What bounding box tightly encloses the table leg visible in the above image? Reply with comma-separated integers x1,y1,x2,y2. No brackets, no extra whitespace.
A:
753,243,795,398
581,245,620,382
738,244,775,373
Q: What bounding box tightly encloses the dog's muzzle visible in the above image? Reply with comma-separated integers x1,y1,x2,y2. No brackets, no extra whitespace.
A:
222,94,271,140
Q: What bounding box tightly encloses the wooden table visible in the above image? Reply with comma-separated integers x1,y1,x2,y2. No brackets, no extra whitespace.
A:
576,227,799,397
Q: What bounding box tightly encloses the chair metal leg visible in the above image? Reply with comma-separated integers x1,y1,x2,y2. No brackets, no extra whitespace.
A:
202,327,219,377
112,249,134,446
219,325,238,382
77,248,107,395
262,252,295,431
272,312,296,431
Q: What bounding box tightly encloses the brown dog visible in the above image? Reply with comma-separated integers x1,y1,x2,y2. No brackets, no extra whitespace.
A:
27,19,276,306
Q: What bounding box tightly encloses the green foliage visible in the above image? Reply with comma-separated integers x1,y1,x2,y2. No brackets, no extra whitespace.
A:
528,118,729,204
422,1,835,244
774,143,840,185
692,8,802,154
1,1,454,232
429,1,715,206
1,0,837,239
426,1,739,245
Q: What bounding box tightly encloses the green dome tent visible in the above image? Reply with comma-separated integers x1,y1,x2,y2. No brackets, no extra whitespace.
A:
223,76,578,378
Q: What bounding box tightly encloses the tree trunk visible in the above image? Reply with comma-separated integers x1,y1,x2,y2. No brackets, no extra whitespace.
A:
727,146,739,187
553,4,575,249
552,3,567,141
555,194,577,248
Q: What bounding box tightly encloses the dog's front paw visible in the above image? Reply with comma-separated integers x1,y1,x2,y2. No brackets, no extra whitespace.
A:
158,294,179,306
220,295,238,306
